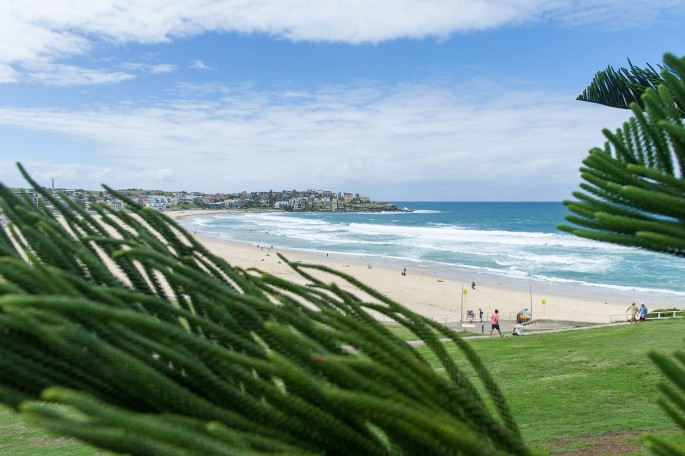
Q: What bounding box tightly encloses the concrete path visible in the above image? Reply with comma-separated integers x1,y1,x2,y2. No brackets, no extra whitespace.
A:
406,319,633,347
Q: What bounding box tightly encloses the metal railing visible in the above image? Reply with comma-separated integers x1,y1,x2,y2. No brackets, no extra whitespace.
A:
609,310,684,323
372,311,518,325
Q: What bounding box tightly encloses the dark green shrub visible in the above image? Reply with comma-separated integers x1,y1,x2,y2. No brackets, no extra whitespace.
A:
0,166,529,455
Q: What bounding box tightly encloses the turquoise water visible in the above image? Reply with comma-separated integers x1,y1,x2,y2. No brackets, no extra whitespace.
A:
180,202,685,305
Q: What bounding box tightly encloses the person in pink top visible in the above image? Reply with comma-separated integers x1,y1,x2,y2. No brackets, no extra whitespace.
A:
490,309,503,337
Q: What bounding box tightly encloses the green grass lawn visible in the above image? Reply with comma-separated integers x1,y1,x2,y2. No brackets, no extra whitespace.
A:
0,405,106,455
2,319,683,455
416,318,685,454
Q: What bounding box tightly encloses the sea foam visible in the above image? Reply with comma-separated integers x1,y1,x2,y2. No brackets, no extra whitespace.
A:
180,202,684,301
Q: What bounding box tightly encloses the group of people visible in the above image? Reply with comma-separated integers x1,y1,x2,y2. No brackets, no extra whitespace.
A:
468,281,525,337
488,301,649,338
626,302,648,323
488,309,525,337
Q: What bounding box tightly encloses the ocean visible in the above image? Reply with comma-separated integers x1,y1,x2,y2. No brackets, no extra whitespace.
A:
179,202,685,306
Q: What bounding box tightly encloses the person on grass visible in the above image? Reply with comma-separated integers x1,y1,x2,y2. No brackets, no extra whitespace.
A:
490,309,503,337
512,323,524,336
626,302,639,324
638,303,648,322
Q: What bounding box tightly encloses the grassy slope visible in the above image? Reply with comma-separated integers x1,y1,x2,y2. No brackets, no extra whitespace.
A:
1,319,683,454
417,319,684,452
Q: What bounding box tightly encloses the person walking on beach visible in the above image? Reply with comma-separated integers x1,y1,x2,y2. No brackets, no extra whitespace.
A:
490,309,503,337
626,302,639,324
479,308,483,322
471,281,476,290
639,302,648,322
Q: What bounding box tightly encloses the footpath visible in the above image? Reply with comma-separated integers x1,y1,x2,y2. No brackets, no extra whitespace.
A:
406,319,632,347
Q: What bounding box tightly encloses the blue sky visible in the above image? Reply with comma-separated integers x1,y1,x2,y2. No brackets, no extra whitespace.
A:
0,1,684,201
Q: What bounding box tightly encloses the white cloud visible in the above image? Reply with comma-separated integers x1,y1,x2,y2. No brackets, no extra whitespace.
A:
546,0,685,29
22,62,134,86
1,0,683,85
121,62,176,74
190,60,213,70
149,64,176,74
0,79,632,199
0,64,19,83
0,160,174,191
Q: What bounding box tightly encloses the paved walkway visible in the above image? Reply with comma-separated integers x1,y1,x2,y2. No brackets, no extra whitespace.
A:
406,319,632,347
474,320,629,337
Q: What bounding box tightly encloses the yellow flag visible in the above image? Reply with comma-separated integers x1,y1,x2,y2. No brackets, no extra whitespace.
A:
463,289,468,295
541,299,546,305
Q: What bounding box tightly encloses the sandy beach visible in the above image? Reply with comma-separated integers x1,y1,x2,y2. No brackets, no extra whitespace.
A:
169,209,639,325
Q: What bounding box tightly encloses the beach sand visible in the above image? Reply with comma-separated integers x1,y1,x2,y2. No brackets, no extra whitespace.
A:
169,210,634,325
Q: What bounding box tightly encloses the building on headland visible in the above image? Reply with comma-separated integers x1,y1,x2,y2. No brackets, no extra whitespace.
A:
6,185,403,213
142,195,170,210
13,189,40,205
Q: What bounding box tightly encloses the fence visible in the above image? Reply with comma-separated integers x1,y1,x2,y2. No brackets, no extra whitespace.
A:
609,310,684,323
370,311,519,325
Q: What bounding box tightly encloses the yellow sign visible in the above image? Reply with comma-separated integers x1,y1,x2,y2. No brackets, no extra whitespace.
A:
541,299,546,305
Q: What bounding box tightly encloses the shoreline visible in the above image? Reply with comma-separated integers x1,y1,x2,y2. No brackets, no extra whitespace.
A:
166,209,673,324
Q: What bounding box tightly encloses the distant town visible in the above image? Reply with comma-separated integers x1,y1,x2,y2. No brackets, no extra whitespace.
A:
8,186,403,213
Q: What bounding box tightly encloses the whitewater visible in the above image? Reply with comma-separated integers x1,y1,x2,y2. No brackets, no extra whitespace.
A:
180,202,685,306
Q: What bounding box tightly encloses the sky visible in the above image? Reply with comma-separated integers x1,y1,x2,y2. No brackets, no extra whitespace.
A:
0,1,684,201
